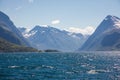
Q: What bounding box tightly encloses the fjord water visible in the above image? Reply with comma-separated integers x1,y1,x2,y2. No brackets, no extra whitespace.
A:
0,52,120,80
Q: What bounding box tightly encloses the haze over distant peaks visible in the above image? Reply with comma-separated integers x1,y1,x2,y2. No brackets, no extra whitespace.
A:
19,25,89,51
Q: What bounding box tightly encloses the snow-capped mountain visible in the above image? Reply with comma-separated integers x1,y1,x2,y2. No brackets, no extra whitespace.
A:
79,15,120,51
20,25,88,51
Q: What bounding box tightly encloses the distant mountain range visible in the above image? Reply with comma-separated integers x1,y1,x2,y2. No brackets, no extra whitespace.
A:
19,25,88,52
79,15,120,51
1,11,120,52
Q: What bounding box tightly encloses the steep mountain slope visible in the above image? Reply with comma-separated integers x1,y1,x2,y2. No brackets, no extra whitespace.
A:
21,25,88,51
0,38,38,52
0,24,24,45
79,15,120,51
0,11,30,46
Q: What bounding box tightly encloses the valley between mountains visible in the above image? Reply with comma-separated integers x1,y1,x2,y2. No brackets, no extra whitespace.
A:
0,11,120,52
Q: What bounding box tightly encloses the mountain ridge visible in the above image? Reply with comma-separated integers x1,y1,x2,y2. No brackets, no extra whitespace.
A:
79,15,120,51
0,11,30,46
19,25,88,52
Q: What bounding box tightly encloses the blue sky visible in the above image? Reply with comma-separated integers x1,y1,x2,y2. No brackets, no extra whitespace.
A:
0,0,120,32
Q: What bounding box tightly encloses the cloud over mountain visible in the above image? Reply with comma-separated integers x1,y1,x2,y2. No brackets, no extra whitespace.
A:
51,20,60,25
66,26,95,35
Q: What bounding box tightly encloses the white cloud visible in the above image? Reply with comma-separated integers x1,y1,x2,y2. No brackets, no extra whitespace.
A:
66,26,95,35
15,6,22,10
51,20,60,25
28,0,34,3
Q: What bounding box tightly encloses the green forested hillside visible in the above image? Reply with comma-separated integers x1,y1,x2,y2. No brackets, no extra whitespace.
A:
0,38,38,52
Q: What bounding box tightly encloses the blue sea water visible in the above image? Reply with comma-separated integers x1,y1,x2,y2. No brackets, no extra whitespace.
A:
0,52,120,80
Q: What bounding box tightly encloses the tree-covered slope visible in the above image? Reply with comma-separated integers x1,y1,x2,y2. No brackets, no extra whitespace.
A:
0,38,38,52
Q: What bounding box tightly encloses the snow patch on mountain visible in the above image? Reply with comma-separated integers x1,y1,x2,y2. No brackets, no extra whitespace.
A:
24,30,37,38
114,21,120,28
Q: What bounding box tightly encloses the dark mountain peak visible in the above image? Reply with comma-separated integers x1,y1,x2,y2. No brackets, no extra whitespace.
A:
106,15,114,18
33,25,50,29
31,25,47,32
105,15,120,22
93,15,120,35
33,25,41,29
